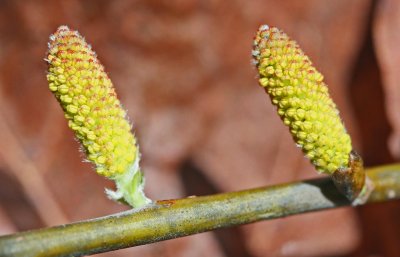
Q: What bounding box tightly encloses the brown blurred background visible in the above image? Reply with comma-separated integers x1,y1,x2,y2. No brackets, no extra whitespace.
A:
0,0,400,256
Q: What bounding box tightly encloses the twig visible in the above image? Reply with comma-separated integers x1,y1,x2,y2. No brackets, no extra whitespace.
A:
0,163,399,257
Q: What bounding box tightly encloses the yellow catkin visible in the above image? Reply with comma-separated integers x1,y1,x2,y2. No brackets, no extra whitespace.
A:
46,26,150,207
253,25,352,173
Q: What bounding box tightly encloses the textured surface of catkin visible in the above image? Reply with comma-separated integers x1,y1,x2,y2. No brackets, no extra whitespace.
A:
253,25,352,174
46,26,137,178
46,26,150,207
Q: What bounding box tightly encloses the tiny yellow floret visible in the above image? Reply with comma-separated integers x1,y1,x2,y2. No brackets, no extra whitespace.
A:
253,25,352,173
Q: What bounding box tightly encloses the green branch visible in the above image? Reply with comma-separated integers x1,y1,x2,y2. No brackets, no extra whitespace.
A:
1,163,400,257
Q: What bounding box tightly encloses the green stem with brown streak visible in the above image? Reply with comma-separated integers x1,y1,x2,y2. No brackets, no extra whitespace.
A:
0,163,399,257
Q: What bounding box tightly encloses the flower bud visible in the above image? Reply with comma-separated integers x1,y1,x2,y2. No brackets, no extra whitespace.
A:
46,26,150,207
253,25,352,173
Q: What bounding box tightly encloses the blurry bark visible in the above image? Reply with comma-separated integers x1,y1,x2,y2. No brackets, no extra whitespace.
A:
0,206,16,236
345,0,400,256
0,0,398,256
0,97,68,226
374,0,400,159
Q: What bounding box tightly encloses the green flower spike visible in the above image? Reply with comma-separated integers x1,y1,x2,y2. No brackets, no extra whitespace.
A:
46,26,151,207
253,25,372,203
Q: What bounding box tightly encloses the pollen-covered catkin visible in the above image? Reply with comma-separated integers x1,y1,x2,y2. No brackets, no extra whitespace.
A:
46,26,136,178
46,26,150,207
253,25,352,173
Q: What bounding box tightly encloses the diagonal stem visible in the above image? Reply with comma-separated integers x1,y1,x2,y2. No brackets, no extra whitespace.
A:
0,163,399,257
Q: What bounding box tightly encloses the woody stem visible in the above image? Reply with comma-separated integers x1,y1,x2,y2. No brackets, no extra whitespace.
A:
0,163,399,257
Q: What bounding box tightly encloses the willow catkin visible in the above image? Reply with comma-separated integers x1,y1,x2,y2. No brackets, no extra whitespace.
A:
46,26,150,207
253,25,352,173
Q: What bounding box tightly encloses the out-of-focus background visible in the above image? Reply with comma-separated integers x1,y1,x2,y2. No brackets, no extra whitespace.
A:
0,0,400,256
